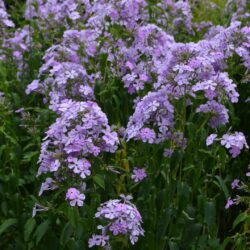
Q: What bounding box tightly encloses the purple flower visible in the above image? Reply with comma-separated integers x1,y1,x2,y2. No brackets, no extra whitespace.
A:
88,234,109,248
68,158,91,179
231,179,240,189
103,131,119,147
221,132,249,158
68,11,80,21
66,187,85,207
37,100,119,180
26,80,40,94
229,146,241,158
225,197,235,209
126,87,174,144
39,177,58,196
50,159,60,172
139,128,156,144
32,203,49,217
163,148,173,158
15,107,25,113
0,1,14,28
92,196,144,246
196,101,229,128
131,168,147,182
125,61,134,70
206,134,217,146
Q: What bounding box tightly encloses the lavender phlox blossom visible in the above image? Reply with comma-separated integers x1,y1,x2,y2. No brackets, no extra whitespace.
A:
91,195,144,246
26,29,100,106
4,25,32,77
120,194,133,202
156,0,193,34
25,0,86,29
39,177,58,196
86,0,147,32
37,100,119,178
225,0,249,22
116,24,174,92
194,21,213,32
32,203,49,217
237,26,250,69
26,80,40,94
66,187,85,206
7,25,31,55
192,72,239,103
206,134,218,146
68,157,91,179
131,168,147,182
88,234,110,248
15,107,25,113
225,197,235,209
231,179,241,189
221,132,249,157
196,100,229,128
0,0,14,28
139,128,156,143
204,21,250,70
163,148,173,158
126,87,174,143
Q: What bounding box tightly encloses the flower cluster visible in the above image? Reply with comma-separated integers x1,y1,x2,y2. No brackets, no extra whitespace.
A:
0,0,14,29
25,1,248,218
225,165,250,209
118,21,249,144
4,25,32,77
196,100,229,128
25,0,87,30
206,131,249,157
0,0,14,60
89,195,144,247
156,0,193,34
221,132,249,157
225,0,250,22
126,87,174,144
26,29,100,107
37,100,119,206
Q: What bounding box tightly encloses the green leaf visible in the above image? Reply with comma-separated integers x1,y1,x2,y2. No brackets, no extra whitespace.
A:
23,151,39,162
205,201,216,232
182,222,202,246
0,127,18,145
156,207,173,247
182,210,195,221
24,218,36,242
169,241,179,250
60,222,73,245
214,176,229,197
0,218,17,236
177,181,190,211
93,175,105,189
34,219,50,245
221,237,232,250
233,213,248,229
